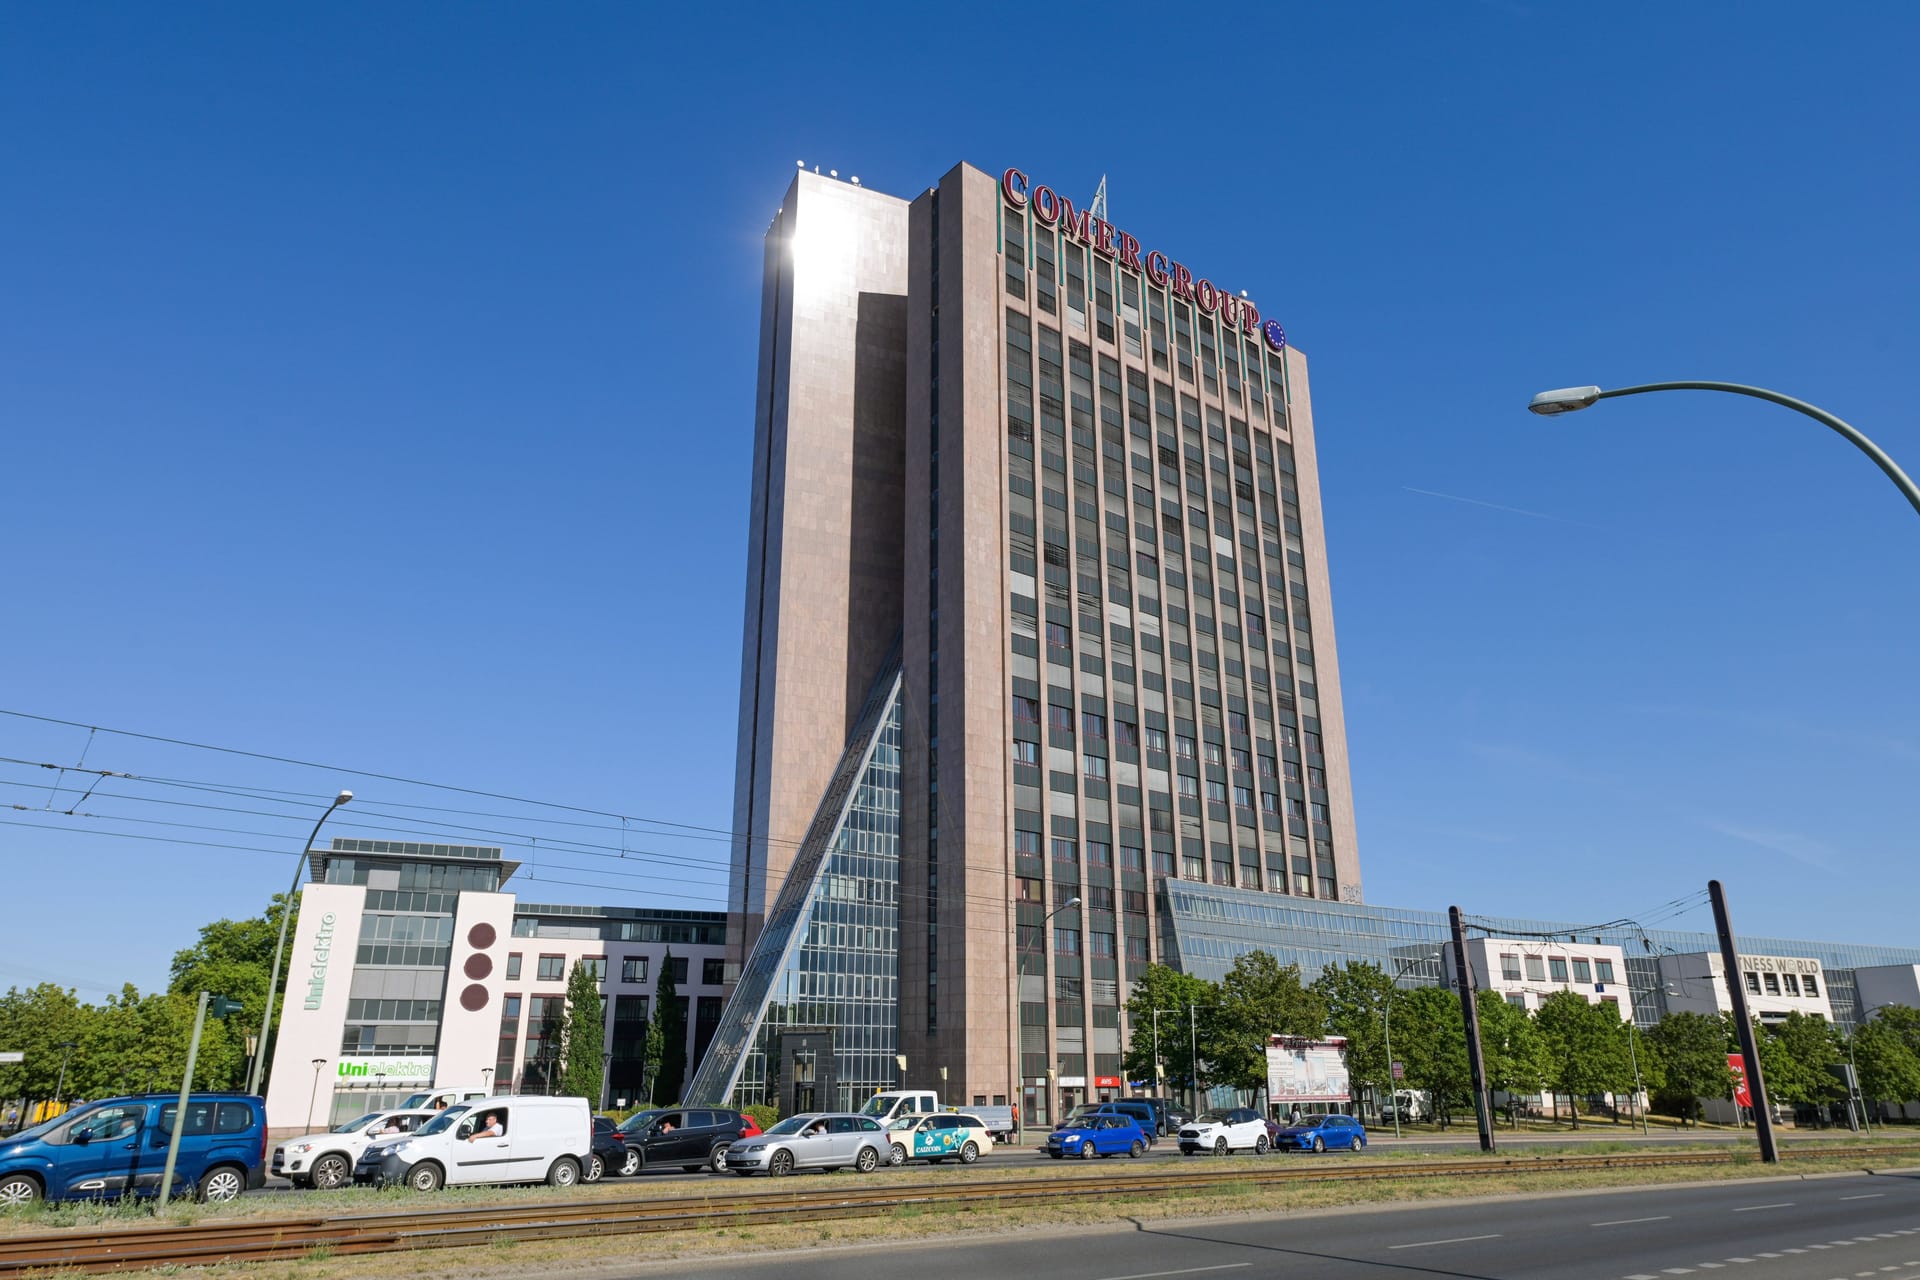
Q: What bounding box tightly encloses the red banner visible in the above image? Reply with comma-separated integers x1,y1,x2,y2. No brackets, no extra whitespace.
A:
1093,1075,1123,1089
1728,1053,1751,1107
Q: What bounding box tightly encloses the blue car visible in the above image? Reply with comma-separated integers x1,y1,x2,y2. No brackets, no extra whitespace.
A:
1044,1113,1148,1160
1273,1112,1368,1153
0,1093,268,1207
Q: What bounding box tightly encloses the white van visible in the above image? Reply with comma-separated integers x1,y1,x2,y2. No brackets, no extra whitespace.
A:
400,1087,492,1113
353,1095,592,1191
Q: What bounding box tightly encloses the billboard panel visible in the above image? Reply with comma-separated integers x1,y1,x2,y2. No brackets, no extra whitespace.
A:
1265,1035,1351,1104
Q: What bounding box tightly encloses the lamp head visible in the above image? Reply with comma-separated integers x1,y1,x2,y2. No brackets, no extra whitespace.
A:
1064,896,1082,909
1528,386,1603,416
332,790,353,807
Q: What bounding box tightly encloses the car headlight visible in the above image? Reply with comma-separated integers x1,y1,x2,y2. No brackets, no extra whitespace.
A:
744,1144,764,1153
390,1141,414,1155
290,1141,315,1153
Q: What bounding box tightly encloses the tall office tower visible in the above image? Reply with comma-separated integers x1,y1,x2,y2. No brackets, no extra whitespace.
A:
696,161,1360,1122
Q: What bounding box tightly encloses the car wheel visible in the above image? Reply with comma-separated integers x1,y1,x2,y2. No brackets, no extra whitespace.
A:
1080,1140,1097,1160
1350,1135,1363,1152
1312,1136,1325,1153
0,1174,43,1208
584,1153,604,1183
407,1162,444,1192
855,1145,880,1173
768,1149,794,1177
310,1154,351,1191
546,1157,580,1188
1213,1136,1229,1157
1129,1139,1144,1159
889,1144,907,1167
619,1147,641,1177
197,1166,245,1203
709,1144,731,1174
1255,1135,1269,1155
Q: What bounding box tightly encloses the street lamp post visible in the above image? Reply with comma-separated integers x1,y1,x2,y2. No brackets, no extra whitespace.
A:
1527,382,1920,520
306,1058,327,1131
249,790,353,1096
53,1041,77,1108
1624,1020,1649,1136
1382,954,1441,1141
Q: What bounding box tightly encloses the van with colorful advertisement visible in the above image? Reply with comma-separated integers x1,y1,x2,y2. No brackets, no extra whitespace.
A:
883,1112,994,1165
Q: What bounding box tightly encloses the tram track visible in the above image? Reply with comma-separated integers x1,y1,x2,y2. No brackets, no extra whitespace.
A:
2,1144,1911,1274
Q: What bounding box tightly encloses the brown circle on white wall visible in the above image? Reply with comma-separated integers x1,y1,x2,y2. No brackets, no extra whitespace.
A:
464,953,492,980
468,922,497,949
460,983,490,1012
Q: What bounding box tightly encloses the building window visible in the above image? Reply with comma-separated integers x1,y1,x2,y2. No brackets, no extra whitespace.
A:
1049,704,1074,734
622,957,649,985
1744,972,1761,994
1013,740,1039,765
1086,841,1112,867
1052,837,1078,864
1014,695,1040,725
1500,954,1522,981
1205,779,1227,803
1204,741,1224,767
581,956,607,982
1082,712,1106,740
1524,955,1546,982
1804,974,1819,997
1145,727,1167,754
1175,735,1197,761
1594,958,1615,983
1177,774,1199,798
1571,958,1591,984
1083,753,1108,779
1046,622,1072,656
1228,711,1248,735
1054,927,1081,955
1232,785,1253,808
1763,972,1780,995
1548,956,1569,983
1258,755,1277,779
1782,973,1800,996
1506,993,1527,1011
538,955,565,982
670,956,689,985
703,958,726,986
1231,748,1251,772
1115,720,1138,749
506,953,522,980
1260,792,1279,814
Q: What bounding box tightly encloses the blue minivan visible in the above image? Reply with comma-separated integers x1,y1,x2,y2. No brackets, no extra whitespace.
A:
0,1093,268,1207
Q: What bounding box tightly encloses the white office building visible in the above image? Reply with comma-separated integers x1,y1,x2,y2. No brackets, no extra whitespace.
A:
1657,951,1833,1025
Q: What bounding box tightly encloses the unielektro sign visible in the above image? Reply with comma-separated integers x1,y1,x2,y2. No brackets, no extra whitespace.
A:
1001,167,1286,355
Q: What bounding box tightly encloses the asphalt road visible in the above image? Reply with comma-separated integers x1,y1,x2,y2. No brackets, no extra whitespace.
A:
627,1169,1920,1280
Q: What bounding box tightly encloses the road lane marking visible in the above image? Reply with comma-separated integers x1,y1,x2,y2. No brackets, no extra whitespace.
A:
1841,1194,1886,1201
1097,1268,1252,1280
1595,1216,1673,1227
1733,1203,1794,1212
1389,1234,1501,1250
1660,1270,1693,1276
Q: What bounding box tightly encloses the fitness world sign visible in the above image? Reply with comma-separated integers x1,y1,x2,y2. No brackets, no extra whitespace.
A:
1001,167,1287,354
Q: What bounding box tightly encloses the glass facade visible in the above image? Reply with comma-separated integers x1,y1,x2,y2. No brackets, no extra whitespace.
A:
1161,880,1920,1033
687,649,903,1110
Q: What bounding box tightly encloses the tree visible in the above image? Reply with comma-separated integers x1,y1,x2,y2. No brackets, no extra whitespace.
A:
641,1012,666,1105
1122,963,1216,1096
1311,961,1394,1109
1757,1011,1845,1113
560,961,606,1105
1646,1011,1734,1125
1533,992,1635,1127
1205,951,1326,1096
1476,997,1548,1123
1388,986,1470,1127
1852,1012,1920,1116
652,950,687,1104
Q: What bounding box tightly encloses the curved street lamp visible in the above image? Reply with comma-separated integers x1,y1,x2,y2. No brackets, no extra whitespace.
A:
1527,382,1920,520
248,789,353,1095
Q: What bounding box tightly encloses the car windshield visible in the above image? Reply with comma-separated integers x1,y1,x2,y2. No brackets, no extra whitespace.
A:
855,1097,895,1117
1198,1111,1236,1124
13,1104,106,1144
764,1116,818,1136
616,1109,664,1134
415,1105,470,1136
332,1112,386,1134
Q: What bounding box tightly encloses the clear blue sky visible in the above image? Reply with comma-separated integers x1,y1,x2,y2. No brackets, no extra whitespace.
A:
4,3,1917,999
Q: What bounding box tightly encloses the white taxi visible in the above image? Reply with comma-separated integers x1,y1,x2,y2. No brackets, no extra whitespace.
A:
884,1112,994,1165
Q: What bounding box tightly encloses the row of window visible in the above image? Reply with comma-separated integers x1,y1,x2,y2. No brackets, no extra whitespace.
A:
1744,970,1819,998
1498,953,1618,985
500,953,721,986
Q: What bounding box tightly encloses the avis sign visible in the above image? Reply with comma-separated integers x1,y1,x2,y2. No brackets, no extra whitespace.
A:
1001,167,1287,355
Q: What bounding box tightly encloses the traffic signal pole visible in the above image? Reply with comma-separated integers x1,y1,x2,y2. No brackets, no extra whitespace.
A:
156,992,211,1207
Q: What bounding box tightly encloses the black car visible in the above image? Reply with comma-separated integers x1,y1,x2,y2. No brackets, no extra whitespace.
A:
611,1107,756,1175
585,1116,626,1182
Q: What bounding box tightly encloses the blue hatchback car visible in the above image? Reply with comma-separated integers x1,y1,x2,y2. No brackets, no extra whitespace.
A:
1273,1112,1368,1153
0,1093,268,1207
1044,1113,1148,1160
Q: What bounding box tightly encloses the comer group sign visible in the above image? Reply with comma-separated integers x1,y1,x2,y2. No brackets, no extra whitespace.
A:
1001,167,1287,355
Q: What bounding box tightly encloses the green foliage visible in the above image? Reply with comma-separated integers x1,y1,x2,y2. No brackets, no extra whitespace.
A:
560,960,606,1103
1646,1011,1734,1124
1477,995,1550,1103
741,1102,780,1131
1204,951,1326,1093
1532,991,1635,1126
1756,1010,1844,1107
1854,1006,1920,1108
1310,961,1394,1096
1122,964,1215,1091
1388,986,1470,1124
652,949,687,1104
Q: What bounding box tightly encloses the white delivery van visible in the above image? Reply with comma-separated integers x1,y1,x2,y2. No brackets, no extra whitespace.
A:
354,1095,592,1191
400,1087,493,1113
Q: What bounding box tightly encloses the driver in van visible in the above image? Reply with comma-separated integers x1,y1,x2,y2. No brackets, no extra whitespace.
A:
467,1112,503,1143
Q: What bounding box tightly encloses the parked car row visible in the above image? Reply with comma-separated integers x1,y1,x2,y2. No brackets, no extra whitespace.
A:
1173,1107,1371,1156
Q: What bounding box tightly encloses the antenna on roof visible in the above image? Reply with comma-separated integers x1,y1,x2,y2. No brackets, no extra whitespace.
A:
1089,174,1109,223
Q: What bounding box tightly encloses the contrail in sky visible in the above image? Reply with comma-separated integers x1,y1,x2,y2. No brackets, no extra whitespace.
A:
1401,486,1600,528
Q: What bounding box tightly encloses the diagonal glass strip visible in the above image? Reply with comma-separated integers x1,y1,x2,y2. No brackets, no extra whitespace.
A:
686,642,902,1106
